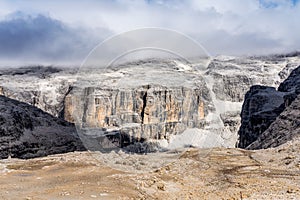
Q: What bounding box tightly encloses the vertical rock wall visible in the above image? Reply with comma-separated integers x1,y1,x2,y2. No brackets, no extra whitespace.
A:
66,84,212,142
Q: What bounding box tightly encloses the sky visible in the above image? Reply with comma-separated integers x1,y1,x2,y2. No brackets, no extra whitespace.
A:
0,0,299,65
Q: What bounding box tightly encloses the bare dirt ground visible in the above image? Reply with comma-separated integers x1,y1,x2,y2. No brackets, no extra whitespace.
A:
0,142,300,200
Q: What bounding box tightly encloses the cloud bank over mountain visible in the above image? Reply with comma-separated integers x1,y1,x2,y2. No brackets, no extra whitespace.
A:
0,0,299,65
0,12,110,66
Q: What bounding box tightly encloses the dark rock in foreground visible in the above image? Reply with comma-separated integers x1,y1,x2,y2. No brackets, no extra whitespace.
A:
237,86,285,148
238,65,300,149
0,95,85,159
247,95,300,149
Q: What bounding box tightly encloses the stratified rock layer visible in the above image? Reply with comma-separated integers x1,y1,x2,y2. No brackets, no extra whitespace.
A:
70,84,211,143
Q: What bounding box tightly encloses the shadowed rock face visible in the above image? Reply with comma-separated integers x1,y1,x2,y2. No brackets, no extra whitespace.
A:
278,66,300,93
247,95,300,149
237,86,285,148
0,95,85,159
238,65,300,149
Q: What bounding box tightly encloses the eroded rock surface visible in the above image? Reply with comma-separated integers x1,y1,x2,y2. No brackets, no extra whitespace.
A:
1,143,300,199
0,66,76,118
72,85,212,144
0,95,85,159
237,86,285,148
238,65,300,149
247,95,300,149
0,54,299,149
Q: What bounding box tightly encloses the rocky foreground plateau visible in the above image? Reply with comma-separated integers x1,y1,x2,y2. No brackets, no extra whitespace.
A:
0,142,300,199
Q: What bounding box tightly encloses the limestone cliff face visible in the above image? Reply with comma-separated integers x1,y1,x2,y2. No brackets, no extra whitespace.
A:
67,84,212,143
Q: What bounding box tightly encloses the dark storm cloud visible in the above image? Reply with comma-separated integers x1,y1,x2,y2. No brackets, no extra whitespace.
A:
0,12,110,65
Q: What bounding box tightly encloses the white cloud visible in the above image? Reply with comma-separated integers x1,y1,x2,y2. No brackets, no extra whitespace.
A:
0,0,299,65
189,0,259,14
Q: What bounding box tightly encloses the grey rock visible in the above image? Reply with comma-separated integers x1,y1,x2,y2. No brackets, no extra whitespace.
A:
278,66,300,94
237,86,285,148
0,95,85,159
70,80,214,150
206,55,300,102
220,111,241,133
247,94,300,149
0,66,76,118
0,54,300,150
238,65,300,149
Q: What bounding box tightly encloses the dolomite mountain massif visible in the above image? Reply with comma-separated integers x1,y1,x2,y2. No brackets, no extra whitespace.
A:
0,53,300,157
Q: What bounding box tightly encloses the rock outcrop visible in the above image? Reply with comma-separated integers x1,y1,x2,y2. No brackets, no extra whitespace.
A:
203,54,300,142
69,60,222,150
205,55,298,102
70,56,300,150
238,65,300,149
0,66,75,118
70,84,211,145
0,54,299,150
0,95,85,159
247,95,300,149
237,86,285,148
